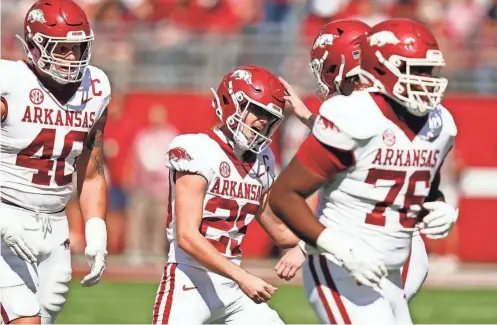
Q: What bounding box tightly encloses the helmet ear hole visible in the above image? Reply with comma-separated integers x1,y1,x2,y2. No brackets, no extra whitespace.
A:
27,40,36,50
374,67,386,76
222,95,229,105
327,65,337,74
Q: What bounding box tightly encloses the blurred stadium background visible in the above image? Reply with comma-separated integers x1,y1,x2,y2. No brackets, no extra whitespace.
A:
2,0,497,323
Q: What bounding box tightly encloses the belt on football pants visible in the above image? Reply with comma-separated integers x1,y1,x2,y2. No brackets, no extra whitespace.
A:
0,198,65,214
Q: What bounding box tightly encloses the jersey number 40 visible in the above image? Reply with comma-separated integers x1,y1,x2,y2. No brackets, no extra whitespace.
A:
15,128,87,186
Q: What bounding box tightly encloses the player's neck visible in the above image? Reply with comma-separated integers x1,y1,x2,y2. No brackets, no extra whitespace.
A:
384,95,428,133
29,63,80,104
219,126,255,162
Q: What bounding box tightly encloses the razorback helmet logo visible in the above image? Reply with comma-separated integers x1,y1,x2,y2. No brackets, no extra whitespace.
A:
313,34,336,50
168,147,192,162
27,9,47,23
231,69,253,85
368,31,401,47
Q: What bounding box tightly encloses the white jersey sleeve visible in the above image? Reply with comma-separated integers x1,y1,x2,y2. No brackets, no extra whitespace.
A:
312,92,386,151
86,66,111,122
165,134,216,182
312,114,357,151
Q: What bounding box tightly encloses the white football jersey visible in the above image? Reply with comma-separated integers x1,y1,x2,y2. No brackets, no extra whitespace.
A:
165,128,276,269
0,60,111,213
310,89,457,269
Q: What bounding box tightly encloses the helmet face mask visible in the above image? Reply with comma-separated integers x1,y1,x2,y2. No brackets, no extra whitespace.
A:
360,19,448,116
211,65,285,154
227,93,283,154
29,33,93,84
18,0,94,85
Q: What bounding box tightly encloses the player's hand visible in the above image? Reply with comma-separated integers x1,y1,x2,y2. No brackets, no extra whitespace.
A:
275,245,306,281
0,217,39,264
418,201,458,239
341,248,388,289
81,217,107,287
316,228,387,288
279,77,314,128
237,272,278,304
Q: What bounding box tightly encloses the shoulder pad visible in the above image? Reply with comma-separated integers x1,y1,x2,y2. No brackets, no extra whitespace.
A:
438,105,458,137
86,66,111,119
318,91,387,140
165,134,217,182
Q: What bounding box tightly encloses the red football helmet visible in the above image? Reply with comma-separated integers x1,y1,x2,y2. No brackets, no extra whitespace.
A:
211,65,285,154
310,19,371,100
17,0,94,84
360,19,448,116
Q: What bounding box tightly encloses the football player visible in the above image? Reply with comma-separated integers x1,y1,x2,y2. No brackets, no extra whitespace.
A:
269,19,458,324
153,65,304,324
275,19,431,303
1,0,109,323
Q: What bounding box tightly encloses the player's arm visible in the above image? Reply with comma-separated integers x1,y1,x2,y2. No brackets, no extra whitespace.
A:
257,190,308,281
76,108,108,287
270,133,388,287
175,171,248,279
279,77,316,129
269,134,353,245
77,108,108,222
255,190,300,249
175,171,277,302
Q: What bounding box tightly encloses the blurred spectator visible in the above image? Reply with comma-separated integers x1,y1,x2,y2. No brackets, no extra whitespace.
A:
264,0,290,24
475,0,497,93
280,115,310,168
444,0,486,43
302,0,350,44
103,91,129,254
124,105,178,264
168,0,250,33
347,0,390,26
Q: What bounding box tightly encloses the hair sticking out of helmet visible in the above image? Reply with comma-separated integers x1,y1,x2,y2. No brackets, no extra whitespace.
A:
211,65,285,154
16,0,94,84
310,19,371,101
359,19,448,116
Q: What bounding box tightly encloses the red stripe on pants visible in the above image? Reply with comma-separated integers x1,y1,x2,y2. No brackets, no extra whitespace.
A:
153,264,169,324
319,255,352,324
308,255,336,324
1,305,9,324
161,263,177,324
153,263,177,324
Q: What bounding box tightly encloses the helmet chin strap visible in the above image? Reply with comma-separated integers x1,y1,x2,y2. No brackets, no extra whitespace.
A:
333,54,346,95
16,34,36,64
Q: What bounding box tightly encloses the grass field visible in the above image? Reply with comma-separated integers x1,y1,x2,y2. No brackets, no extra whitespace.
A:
57,280,497,324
